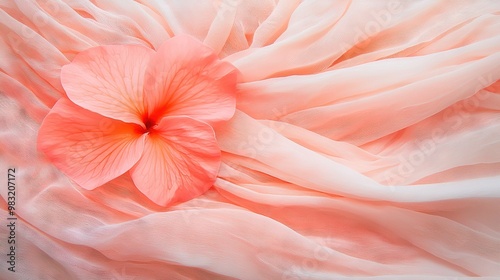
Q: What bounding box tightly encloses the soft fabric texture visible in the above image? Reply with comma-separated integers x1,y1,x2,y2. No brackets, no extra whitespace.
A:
1,0,500,279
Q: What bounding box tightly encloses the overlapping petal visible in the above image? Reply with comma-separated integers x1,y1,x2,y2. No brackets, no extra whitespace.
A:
130,116,221,206
37,98,146,189
143,35,238,125
61,44,155,126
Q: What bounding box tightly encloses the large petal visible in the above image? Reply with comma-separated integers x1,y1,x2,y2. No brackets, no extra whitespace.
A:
143,35,238,125
130,116,221,206
61,44,155,126
38,98,146,189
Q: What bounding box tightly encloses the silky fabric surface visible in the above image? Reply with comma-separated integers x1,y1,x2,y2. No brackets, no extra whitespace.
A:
1,0,500,279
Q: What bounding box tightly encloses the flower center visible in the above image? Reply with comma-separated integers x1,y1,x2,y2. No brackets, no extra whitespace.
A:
141,117,157,134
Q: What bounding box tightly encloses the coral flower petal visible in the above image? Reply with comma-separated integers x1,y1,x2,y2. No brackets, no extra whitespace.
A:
130,116,221,206
61,45,155,126
143,35,238,125
38,98,146,189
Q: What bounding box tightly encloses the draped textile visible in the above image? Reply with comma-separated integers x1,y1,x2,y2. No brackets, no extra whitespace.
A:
1,0,500,278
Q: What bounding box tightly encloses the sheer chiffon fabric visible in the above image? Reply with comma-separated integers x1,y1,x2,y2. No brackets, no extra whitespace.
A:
1,0,500,278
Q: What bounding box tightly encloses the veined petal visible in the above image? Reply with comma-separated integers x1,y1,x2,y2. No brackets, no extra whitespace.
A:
38,98,146,189
130,116,221,206
143,35,238,125
61,44,155,126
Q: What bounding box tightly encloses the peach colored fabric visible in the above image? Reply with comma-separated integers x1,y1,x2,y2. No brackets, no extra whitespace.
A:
1,0,500,279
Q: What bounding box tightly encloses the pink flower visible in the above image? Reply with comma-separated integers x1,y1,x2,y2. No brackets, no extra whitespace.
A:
37,35,238,206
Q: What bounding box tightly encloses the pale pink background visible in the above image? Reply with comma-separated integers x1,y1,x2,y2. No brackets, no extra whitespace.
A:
1,0,500,279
